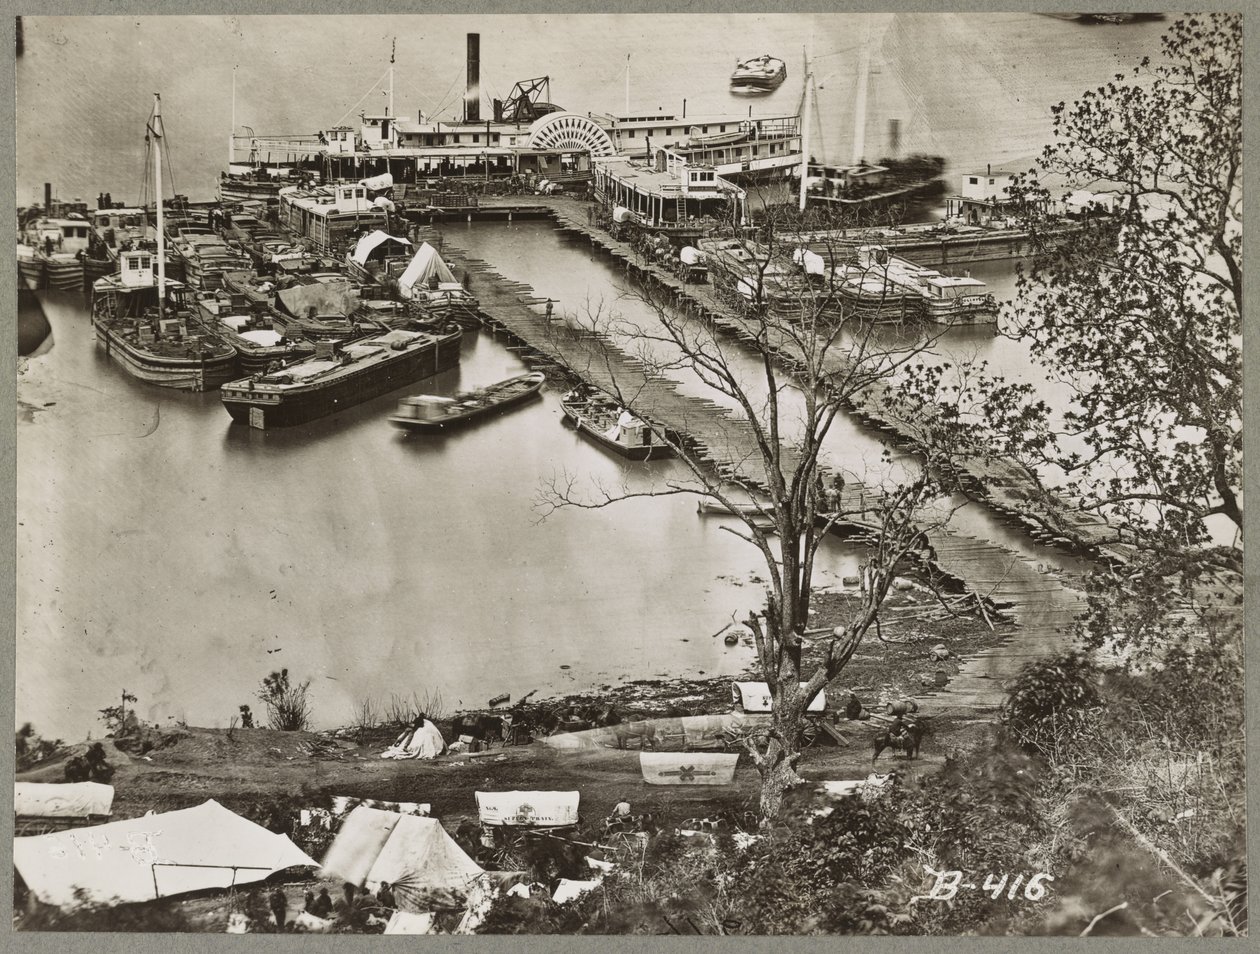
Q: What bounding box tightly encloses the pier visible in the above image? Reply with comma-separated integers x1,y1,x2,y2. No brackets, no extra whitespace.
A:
419,223,1089,716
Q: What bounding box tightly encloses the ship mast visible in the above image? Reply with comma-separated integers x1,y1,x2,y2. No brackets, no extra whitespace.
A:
388,37,396,120
229,66,236,168
851,22,872,166
152,93,166,322
798,71,812,213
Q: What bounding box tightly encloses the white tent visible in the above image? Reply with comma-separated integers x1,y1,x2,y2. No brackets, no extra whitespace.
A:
349,230,411,266
14,782,114,819
320,807,483,911
12,799,316,908
552,878,601,904
360,172,394,192
397,243,458,299
380,719,446,760
475,791,580,827
793,247,826,276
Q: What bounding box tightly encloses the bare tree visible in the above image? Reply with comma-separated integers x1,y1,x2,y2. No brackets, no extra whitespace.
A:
539,197,971,817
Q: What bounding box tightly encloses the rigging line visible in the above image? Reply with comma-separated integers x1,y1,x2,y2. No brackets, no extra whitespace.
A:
430,69,465,121
331,66,393,128
479,71,503,111
809,44,863,61
389,75,439,116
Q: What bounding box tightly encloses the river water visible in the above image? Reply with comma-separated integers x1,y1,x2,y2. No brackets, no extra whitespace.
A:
16,14,1168,738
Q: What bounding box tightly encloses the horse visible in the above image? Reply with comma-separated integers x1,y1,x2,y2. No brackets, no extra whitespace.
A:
872,717,927,761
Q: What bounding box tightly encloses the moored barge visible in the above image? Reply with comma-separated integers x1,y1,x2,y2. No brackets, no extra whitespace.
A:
92,250,239,391
221,322,463,429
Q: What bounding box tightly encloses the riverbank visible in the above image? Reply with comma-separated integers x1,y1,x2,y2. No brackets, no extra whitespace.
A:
16,576,1007,828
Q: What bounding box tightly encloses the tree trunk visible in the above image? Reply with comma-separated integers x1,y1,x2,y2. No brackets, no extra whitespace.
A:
759,747,805,819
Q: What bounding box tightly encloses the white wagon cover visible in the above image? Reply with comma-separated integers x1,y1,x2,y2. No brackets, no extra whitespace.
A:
475,791,580,827
732,681,826,713
639,752,739,786
14,782,114,818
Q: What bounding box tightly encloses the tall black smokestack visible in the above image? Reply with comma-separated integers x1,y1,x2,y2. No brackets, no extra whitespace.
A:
465,33,480,123
44,182,52,212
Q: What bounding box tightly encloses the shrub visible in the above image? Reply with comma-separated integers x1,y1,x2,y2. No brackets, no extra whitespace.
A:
257,669,312,731
17,890,193,932
1001,653,1101,757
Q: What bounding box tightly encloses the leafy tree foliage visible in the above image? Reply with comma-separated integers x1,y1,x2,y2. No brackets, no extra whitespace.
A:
998,13,1241,568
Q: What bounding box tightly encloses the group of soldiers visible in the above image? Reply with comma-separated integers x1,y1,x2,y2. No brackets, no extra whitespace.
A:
264,880,400,933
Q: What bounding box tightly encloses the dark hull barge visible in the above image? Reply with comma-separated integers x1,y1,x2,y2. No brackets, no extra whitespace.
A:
221,324,462,429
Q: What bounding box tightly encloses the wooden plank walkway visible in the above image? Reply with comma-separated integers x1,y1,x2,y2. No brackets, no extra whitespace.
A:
419,225,1090,716
545,206,1133,567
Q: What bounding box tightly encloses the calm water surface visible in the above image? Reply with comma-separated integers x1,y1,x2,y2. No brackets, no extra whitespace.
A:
18,294,868,737
16,13,1167,737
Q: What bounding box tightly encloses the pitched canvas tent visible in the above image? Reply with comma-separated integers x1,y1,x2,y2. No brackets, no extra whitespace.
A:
348,230,411,266
12,799,317,908
385,910,437,934
320,807,483,912
397,243,458,300
14,782,114,819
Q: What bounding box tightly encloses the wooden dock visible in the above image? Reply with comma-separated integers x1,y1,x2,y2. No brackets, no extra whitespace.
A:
418,224,1093,717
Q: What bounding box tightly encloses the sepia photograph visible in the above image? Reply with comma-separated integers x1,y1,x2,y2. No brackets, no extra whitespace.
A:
11,7,1246,938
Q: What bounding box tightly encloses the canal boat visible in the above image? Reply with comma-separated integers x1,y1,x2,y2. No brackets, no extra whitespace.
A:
91,94,239,391
730,54,787,92
277,182,389,256
220,322,463,429
84,206,158,281
20,216,91,291
173,232,252,290
16,244,43,290
390,371,545,431
92,249,239,391
794,155,946,212
836,245,996,324
560,389,676,461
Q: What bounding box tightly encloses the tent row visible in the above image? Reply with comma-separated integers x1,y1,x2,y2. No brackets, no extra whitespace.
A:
13,789,592,915
346,229,461,301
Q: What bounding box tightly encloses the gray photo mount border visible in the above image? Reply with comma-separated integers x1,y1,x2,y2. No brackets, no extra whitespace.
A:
3,2,1256,952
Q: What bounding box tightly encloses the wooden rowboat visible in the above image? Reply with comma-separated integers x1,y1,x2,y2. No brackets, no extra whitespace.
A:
696,500,775,518
390,371,545,431
560,389,677,461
